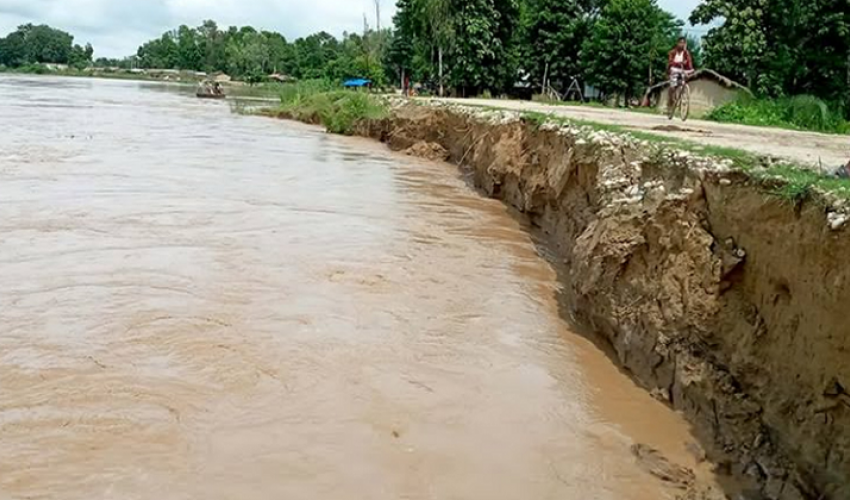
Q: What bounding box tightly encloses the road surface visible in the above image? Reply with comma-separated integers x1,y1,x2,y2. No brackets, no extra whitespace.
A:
435,97,850,169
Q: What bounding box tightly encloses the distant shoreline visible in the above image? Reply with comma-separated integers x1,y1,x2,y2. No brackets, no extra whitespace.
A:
0,67,199,84
0,71,288,103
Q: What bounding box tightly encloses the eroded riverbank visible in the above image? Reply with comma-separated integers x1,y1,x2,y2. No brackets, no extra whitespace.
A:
0,76,726,499
270,100,850,500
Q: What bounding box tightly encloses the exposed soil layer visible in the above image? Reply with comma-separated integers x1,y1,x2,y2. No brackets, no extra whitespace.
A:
431,97,850,168
340,104,850,500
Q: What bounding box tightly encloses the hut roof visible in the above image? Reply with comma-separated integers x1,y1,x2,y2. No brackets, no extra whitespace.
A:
644,69,751,97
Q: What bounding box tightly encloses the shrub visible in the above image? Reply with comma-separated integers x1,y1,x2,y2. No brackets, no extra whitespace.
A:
786,95,832,131
17,63,48,75
278,79,335,106
707,94,849,134
277,82,387,135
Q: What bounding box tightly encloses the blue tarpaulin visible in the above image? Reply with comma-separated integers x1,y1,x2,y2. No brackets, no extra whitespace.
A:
343,78,372,88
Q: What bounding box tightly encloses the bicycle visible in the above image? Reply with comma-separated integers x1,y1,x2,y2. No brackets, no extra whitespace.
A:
667,69,692,121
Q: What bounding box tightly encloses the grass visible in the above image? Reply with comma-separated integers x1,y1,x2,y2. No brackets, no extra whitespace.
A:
268,88,850,203
706,94,850,134
506,106,850,202
274,79,388,135
227,83,290,99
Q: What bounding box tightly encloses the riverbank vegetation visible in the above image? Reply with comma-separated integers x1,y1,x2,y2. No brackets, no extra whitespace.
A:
2,0,847,130
273,81,388,135
0,24,93,70
706,95,850,134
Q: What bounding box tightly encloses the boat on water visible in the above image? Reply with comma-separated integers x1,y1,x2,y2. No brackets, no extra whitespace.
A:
196,92,226,99
196,81,226,99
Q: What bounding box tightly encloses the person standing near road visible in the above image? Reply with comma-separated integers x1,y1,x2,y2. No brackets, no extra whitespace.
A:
667,37,695,112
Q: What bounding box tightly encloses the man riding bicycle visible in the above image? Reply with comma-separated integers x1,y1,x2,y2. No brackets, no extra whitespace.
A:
667,36,694,113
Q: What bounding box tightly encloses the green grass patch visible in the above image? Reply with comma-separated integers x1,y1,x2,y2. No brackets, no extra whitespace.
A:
707,94,849,134
276,80,387,135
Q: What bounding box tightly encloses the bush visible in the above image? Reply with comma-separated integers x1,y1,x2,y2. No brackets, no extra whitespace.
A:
277,81,387,135
707,94,849,134
17,63,49,75
786,95,831,131
278,79,335,105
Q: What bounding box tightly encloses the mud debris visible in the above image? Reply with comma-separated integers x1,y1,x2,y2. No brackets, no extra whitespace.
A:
632,443,696,489
402,141,449,161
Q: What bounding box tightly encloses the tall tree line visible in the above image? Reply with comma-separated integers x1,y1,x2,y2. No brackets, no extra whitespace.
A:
0,24,93,69
3,0,847,111
389,0,688,99
390,0,848,109
691,0,850,109
135,20,389,84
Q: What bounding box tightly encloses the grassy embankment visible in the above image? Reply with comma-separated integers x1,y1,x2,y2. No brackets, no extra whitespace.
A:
531,92,850,135
267,82,850,202
706,95,850,134
272,80,388,135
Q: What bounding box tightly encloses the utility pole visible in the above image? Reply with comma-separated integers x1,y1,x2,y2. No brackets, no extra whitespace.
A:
375,0,381,31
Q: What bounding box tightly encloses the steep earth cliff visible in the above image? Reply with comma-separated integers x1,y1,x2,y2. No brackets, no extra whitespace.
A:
283,102,850,500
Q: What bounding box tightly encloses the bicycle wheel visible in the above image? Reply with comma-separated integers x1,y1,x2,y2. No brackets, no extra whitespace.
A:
679,84,690,122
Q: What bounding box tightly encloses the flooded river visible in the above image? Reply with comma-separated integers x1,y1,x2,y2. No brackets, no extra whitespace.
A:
0,76,714,500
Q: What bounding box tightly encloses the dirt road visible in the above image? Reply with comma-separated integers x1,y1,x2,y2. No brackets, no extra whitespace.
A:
434,97,850,169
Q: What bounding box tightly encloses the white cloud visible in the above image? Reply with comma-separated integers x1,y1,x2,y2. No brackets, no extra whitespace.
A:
0,0,703,59
0,0,396,57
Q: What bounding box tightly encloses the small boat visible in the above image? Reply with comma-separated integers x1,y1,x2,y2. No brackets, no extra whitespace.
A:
196,91,226,99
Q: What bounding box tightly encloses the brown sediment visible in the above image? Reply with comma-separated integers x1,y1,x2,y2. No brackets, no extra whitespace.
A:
310,102,849,500
4,77,737,500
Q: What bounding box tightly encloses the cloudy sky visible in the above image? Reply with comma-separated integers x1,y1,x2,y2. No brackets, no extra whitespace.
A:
0,0,704,58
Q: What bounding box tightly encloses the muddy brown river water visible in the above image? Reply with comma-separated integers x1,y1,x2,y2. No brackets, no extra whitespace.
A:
0,76,719,500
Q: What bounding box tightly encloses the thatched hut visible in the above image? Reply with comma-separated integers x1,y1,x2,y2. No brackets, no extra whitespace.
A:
643,69,751,116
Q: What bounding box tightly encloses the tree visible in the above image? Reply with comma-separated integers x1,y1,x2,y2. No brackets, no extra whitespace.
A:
387,0,418,86
448,0,521,95
0,24,77,67
684,33,702,70
69,43,93,69
197,20,225,72
0,30,28,67
583,0,680,104
137,32,178,68
264,31,294,74
176,25,202,70
293,32,340,79
520,0,596,93
422,0,454,95
691,0,850,104
25,24,74,64
326,30,390,84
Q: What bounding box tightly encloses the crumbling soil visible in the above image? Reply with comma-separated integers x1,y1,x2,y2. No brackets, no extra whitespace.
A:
292,103,850,500
401,141,449,161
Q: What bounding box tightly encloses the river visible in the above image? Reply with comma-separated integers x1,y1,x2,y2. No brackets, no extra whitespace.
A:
0,76,717,500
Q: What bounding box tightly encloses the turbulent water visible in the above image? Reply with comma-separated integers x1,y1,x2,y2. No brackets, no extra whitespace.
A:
0,76,712,500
